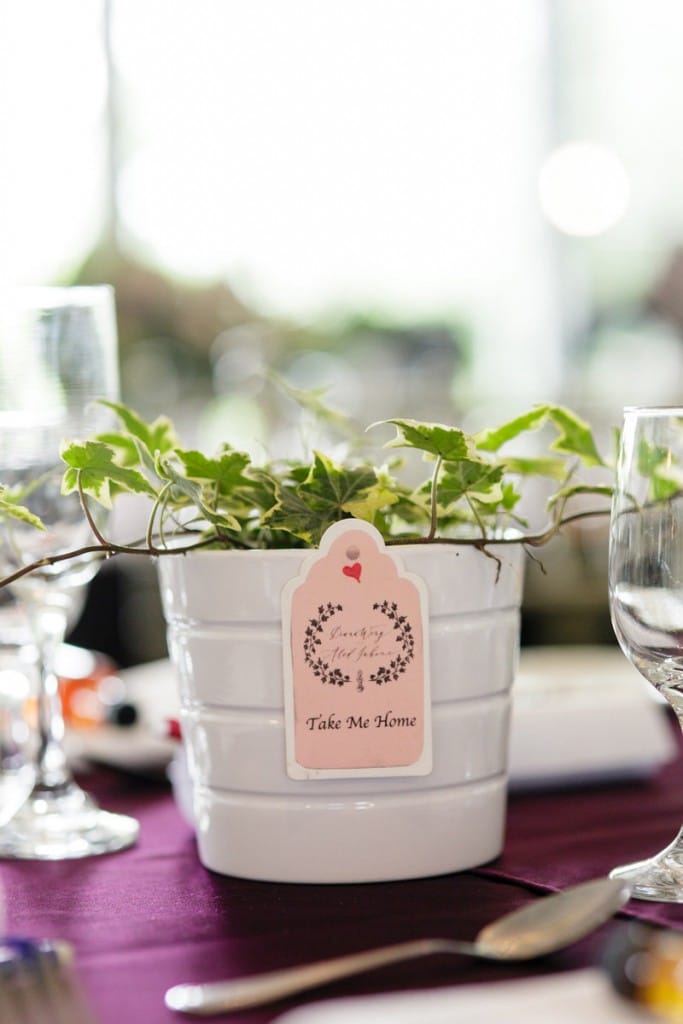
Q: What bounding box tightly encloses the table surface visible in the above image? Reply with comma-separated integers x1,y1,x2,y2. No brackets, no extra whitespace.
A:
2,723,683,1024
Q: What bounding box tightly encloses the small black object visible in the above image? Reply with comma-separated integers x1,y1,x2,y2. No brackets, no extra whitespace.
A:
106,702,138,727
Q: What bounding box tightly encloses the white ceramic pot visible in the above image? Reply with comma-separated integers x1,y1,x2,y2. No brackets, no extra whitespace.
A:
158,536,524,883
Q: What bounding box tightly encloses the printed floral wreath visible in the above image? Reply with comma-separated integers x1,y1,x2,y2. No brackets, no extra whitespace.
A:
369,599,415,685
303,602,350,687
302,599,414,688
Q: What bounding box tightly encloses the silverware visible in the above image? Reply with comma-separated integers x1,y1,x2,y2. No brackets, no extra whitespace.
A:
165,876,630,1016
0,938,99,1024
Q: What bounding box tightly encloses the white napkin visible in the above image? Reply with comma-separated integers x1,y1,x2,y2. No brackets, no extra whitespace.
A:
509,645,676,788
273,968,649,1024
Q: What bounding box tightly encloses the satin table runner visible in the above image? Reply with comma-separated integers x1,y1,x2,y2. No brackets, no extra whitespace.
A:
1,722,682,1023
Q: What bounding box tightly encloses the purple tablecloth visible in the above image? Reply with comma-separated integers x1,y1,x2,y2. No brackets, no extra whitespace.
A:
2,725,683,1024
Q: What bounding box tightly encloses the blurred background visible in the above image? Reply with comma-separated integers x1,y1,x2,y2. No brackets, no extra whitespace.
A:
3,0,683,665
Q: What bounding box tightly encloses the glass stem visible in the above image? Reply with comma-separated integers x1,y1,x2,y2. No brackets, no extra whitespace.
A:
30,606,70,794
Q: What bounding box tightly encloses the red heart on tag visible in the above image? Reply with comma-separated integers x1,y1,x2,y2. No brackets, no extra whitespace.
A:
342,562,362,582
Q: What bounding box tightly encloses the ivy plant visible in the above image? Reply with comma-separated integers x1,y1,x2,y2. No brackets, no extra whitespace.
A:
0,399,614,585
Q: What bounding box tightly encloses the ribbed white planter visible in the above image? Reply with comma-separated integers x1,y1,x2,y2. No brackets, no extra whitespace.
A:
158,537,524,883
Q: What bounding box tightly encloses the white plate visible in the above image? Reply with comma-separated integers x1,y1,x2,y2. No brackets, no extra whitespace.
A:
66,659,179,774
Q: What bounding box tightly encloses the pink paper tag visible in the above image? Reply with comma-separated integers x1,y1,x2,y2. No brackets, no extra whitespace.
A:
282,520,432,779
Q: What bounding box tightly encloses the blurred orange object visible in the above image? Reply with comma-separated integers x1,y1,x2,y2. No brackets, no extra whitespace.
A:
56,645,136,730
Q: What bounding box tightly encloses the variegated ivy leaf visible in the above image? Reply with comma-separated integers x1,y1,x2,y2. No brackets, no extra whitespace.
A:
239,467,281,513
342,482,399,521
0,487,45,530
174,449,251,495
380,420,469,461
500,481,523,513
100,400,179,458
264,453,378,544
298,452,377,515
93,402,182,482
262,485,318,544
501,456,568,481
267,370,358,438
475,404,604,469
52,397,612,552
547,482,614,511
652,463,683,501
474,406,550,451
437,461,505,509
636,439,664,478
340,462,402,521
382,491,432,529
547,406,604,467
94,431,139,468
156,455,242,533
635,439,680,501
61,440,158,507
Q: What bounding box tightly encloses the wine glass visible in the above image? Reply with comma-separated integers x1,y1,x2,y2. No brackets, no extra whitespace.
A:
609,405,683,901
0,286,138,859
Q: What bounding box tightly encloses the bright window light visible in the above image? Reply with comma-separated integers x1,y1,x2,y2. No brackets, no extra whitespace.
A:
112,0,550,323
0,2,107,285
538,142,630,238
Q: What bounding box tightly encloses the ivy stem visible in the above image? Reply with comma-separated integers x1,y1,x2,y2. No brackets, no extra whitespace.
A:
0,496,612,591
426,455,442,542
465,495,489,541
386,504,611,549
146,485,173,555
77,474,108,546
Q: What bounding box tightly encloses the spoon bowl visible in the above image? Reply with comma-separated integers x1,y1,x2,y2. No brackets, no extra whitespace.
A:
165,876,631,1015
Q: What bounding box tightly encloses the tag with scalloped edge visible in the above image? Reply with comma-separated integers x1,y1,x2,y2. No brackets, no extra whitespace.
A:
282,519,432,779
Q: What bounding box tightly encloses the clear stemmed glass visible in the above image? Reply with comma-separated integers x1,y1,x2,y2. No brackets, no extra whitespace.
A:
0,286,138,859
609,405,683,901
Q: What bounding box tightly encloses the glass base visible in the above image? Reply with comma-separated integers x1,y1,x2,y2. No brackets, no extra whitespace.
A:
0,781,139,860
0,765,35,828
610,828,683,902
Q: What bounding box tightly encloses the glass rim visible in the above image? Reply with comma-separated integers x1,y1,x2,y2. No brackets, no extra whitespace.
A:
623,405,683,416
0,285,114,308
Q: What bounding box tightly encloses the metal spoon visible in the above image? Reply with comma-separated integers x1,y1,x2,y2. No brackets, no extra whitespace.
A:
165,876,630,1016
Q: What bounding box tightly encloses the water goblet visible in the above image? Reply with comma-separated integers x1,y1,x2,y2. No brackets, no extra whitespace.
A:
609,405,683,900
0,286,138,859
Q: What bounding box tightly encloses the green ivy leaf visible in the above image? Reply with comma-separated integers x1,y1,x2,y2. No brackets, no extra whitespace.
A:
637,440,668,479
547,406,604,467
437,461,505,508
474,406,550,451
175,449,251,495
652,464,683,501
100,400,179,457
264,453,378,544
0,487,46,530
238,467,280,513
299,452,377,514
501,456,569,481
474,405,604,468
61,440,158,506
547,482,614,510
500,481,522,513
94,431,140,468
262,485,319,544
380,420,469,461
381,490,432,531
342,482,399,521
51,397,612,552
157,455,243,533
635,439,682,501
